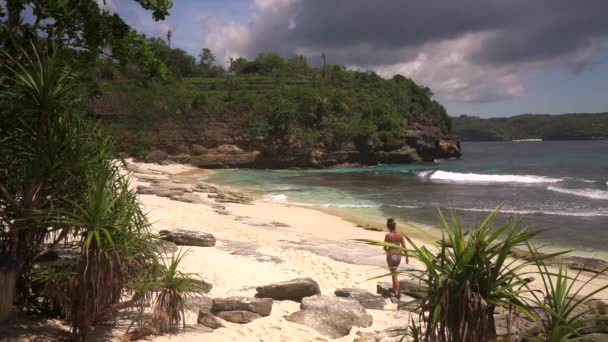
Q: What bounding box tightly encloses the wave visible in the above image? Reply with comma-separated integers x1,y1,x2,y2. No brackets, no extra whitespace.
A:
447,207,608,217
419,170,563,184
320,203,420,209
546,186,608,200
263,194,288,202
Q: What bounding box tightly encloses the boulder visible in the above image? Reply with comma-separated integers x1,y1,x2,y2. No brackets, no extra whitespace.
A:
190,144,208,156
564,256,608,274
211,297,273,316
285,295,373,338
215,144,244,154
256,277,321,301
334,288,385,310
159,229,216,247
145,150,168,163
377,279,427,300
197,311,225,329
216,310,262,324
582,333,608,342
192,279,213,294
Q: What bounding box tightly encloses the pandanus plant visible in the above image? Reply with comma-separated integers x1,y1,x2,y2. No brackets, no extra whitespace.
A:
358,208,566,342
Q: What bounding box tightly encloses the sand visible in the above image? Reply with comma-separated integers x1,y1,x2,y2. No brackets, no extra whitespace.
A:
102,161,608,342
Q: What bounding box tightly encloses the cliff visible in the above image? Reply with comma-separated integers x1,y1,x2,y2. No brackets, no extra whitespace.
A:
88,73,461,168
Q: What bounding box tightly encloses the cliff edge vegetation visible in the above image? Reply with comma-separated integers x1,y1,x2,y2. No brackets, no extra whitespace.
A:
85,44,460,168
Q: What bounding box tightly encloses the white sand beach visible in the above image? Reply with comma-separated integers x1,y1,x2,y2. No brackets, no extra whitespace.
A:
98,160,608,342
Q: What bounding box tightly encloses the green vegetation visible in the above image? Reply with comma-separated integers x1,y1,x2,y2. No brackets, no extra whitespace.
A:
452,113,608,141
358,209,607,342
0,1,207,339
91,52,452,157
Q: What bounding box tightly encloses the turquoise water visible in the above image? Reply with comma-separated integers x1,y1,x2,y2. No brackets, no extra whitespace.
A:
208,141,608,255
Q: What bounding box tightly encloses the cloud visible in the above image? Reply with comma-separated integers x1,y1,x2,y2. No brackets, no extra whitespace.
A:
202,0,608,103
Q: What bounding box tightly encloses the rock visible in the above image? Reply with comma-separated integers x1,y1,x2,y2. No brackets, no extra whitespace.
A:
211,297,273,316
192,279,213,293
256,277,321,301
215,144,244,154
334,288,385,310
145,150,168,163
186,295,212,312
356,224,383,232
582,333,608,342
159,229,216,247
208,191,253,204
285,295,373,338
216,310,262,324
564,256,608,274
377,279,427,300
197,311,225,329
136,185,184,198
190,144,208,156
167,144,190,155
160,240,178,253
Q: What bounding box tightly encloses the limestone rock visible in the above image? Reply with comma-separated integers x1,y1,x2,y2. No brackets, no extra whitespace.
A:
582,333,608,342
159,229,216,247
192,279,213,293
197,311,225,329
216,310,262,324
285,295,373,338
145,150,168,163
334,288,385,310
256,277,321,301
190,144,208,156
211,297,273,316
564,256,608,274
208,191,253,204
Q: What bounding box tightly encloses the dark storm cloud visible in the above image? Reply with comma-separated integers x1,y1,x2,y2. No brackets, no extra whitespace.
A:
203,0,608,103
285,0,608,66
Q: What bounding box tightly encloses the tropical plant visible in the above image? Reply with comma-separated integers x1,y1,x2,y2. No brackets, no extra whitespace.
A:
150,250,203,334
525,252,608,342
358,208,564,342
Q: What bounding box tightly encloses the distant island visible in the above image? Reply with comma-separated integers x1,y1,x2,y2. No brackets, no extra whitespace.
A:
451,113,608,141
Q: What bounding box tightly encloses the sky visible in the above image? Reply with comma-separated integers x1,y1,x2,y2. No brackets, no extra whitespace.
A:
98,0,608,117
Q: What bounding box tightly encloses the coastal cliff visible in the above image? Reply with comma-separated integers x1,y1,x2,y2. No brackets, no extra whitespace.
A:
88,72,461,168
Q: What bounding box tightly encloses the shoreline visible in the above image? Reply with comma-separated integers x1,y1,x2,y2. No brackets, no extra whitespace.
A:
40,159,603,341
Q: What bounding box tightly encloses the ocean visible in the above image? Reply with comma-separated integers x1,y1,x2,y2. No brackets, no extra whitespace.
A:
208,141,608,256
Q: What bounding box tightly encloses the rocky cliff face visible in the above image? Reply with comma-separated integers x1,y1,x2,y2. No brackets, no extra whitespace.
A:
92,103,461,169
135,122,461,168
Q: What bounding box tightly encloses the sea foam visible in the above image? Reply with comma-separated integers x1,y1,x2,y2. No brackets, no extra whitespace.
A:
448,207,608,217
264,194,288,202
420,170,563,184
546,186,608,200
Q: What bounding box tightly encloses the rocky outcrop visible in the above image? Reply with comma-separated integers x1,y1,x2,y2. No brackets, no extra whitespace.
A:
169,145,261,168
159,229,216,247
197,312,225,329
256,277,321,301
510,248,608,275
216,311,262,324
334,288,385,310
145,150,168,163
206,296,273,325
285,295,373,338
211,297,273,316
